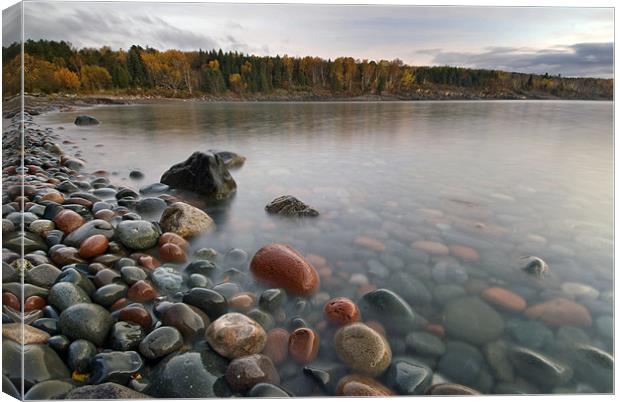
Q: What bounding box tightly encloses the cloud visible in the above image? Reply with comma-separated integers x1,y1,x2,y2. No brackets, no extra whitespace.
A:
421,42,613,78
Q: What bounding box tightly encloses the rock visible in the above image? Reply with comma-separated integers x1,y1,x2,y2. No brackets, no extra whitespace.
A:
151,266,183,294
358,288,420,334
93,283,127,307
161,151,237,199
2,340,70,388
226,354,280,392
483,341,514,382
288,327,319,364
481,287,527,312
354,236,386,252
334,322,391,376
448,244,480,262
74,115,100,125
520,256,549,277
159,243,187,263
405,331,445,357
336,374,394,396
127,280,157,302
24,379,75,399
53,209,85,234
89,351,143,385
524,298,592,327
385,358,433,395
25,263,61,288
263,328,289,365
509,346,573,388
437,341,484,386
139,326,183,360
206,312,267,359
250,243,320,296
209,150,246,169
2,374,20,399
2,323,50,344
48,282,91,311
159,202,215,237
442,296,504,345
59,303,114,346
183,288,228,318
323,297,360,326
150,352,218,398
258,288,287,312
117,305,152,329
65,382,148,399
595,315,613,339
412,241,450,255
506,319,553,349
110,321,144,351
426,383,480,395
265,195,319,217
570,343,613,392
50,246,84,266
161,302,206,341
63,219,114,247
68,339,97,373
135,197,167,216
561,282,600,300
79,235,109,259
120,266,147,285
229,293,256,312
247,383,293,397
116,220,160,250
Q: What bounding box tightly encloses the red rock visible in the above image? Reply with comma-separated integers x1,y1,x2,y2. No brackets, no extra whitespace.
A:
525,298,592,327
225,354,280,392
53,210,85,234
159,243,187,263
79,235,109,259
117,305,152,328
263,328,290,365
288,327,319,364
425,324,445,338
94,209,116,221
354,236,386,252
41,191,64,204
3,292,20,310
138,255,160,270
127,280,157,302
24,295,46,312
481,287,527,312
324,297,360,326
336,374,394,396
250,243,320,296
411,241,450,255
159,232,189,250
449,244,480,262
229,293,256,312
110,298,128,311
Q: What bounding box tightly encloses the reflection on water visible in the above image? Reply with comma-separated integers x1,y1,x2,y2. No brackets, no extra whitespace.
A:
38,100,613,393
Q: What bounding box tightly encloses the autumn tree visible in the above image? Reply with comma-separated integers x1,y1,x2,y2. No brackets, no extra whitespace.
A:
80,65,112,91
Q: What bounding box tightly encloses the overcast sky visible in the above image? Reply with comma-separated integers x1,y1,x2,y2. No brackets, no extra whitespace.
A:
3,2,614,77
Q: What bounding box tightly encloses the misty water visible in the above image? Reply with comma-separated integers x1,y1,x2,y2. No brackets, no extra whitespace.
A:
37,100,613,394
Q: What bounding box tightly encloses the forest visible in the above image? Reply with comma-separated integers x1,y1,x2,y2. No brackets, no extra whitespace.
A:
2,39,613,100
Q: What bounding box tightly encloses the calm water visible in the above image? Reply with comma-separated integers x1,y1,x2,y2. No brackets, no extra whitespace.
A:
38,100,613,393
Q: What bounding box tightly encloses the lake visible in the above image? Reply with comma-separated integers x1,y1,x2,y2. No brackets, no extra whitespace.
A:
37,100,613,394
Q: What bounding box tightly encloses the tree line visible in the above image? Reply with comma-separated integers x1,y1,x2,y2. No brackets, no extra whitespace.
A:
2,39,613,99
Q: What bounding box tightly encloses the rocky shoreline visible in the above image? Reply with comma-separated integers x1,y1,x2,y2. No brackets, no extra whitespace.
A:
1,104,614,399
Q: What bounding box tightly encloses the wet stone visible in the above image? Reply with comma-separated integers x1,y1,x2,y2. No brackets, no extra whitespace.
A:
161,302,206,341
442,296,504,345
405,331,445,357
483,341,514,382
151,266,183,294
506,319,554,349
2,323,50,344
59,303,114,346
509,346,573,389
570,343,613,393
120,266,148,285
25,263,61,288
358,288,421,334
206,312,267,359
47,334,70,354
225,354,280,392
150,352,218,398
336,374,394,396
24,379,75,400
334,322,391,377
385,358,433,395
139,326,183,359
184,259,218,277
93,283,128,307
437,341,484,387
31,318,60,336
323,297,360,326
2,340,70,389
247,383,293,397
247,308,275,331
259,288,287,312
89,351,143,385
183,287,228,318
48,282,91,311
111,321,145,351
188,273,211,288
68,339,97,373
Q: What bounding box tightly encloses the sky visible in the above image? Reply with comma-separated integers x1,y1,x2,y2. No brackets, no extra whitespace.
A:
2,1,614,77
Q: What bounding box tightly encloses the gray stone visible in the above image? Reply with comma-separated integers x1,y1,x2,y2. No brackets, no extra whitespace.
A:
442,297,504,345
65,382,149,399
116,220,161,250
59,303,114,346
48,282,91,311
405,331,445,357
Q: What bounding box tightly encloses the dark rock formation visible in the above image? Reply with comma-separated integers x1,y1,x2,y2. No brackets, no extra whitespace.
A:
74,115,100,126
265,195,319,217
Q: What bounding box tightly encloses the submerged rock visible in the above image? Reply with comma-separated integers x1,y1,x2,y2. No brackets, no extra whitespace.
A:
160,151,236,199
442,296,504,345
265,195,319,217
334,322,391,377
74,115,100,126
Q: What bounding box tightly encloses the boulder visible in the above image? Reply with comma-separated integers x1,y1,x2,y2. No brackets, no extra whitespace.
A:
160,151,236,199
159,202,215,238
265,195,319,217
74,115,100,126
208,150,246,169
